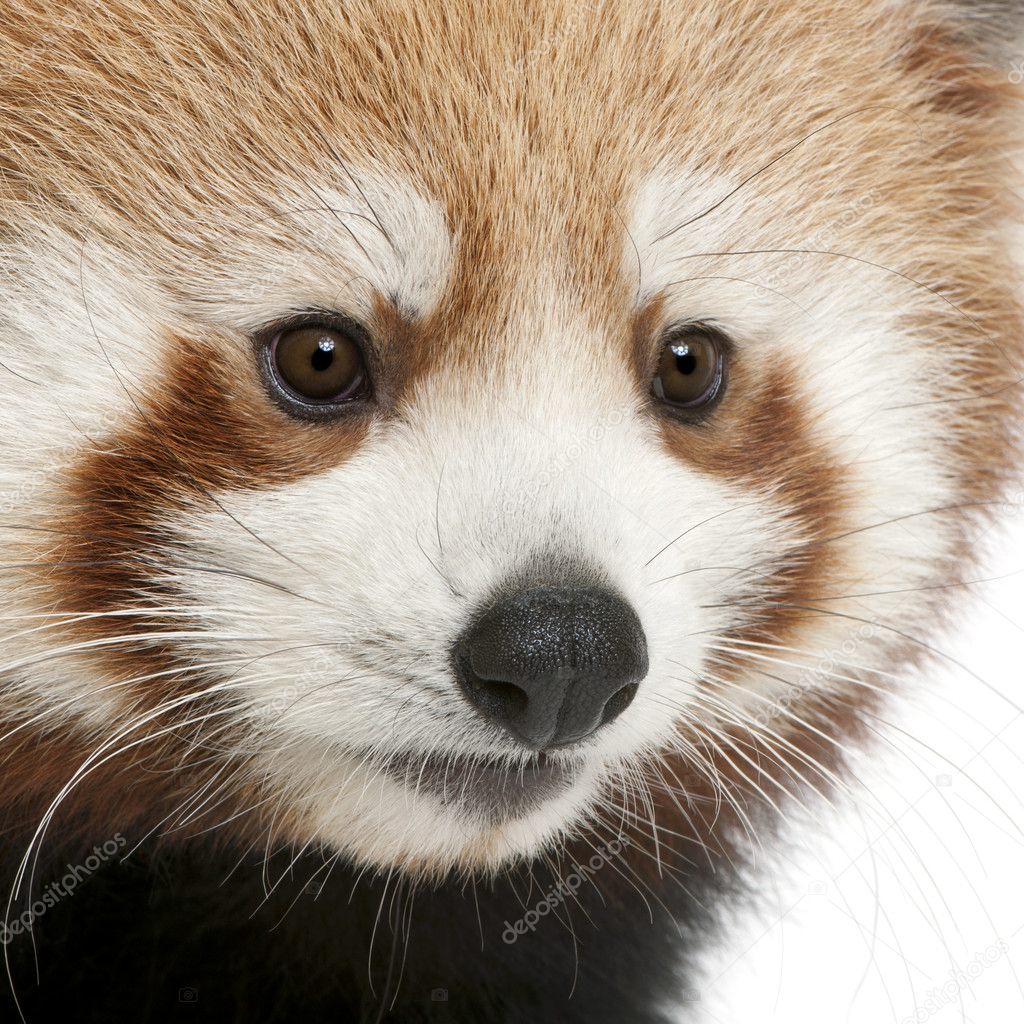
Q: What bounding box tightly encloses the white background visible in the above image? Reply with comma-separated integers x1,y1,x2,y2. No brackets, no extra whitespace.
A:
689,510,1024,1023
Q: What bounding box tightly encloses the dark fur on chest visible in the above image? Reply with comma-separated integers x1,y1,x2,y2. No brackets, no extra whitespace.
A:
0,830,733,1024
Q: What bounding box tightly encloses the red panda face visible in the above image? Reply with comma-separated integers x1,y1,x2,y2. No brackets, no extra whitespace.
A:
0,0,1020,879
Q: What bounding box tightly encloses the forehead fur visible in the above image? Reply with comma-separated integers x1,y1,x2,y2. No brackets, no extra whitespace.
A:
1,1,1019,475
0,1,1017,321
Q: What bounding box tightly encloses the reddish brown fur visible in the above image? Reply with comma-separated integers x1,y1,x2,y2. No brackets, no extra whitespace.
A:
48,334,365,704
0,0,1019,876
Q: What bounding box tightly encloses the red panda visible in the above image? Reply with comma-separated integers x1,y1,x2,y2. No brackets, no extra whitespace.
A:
0,1,1020,1020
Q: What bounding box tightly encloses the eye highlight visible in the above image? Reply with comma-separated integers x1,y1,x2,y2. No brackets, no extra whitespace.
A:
265,322,370,412
652,325,726,413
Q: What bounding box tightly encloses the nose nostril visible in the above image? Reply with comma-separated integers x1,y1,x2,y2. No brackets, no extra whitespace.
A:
459,656,529,723
476,680,529,720
600,683,638,728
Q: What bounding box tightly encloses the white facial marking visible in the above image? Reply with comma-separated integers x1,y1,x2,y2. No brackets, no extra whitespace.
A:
169,267,794,866
179,168,455,331
0,160,980,872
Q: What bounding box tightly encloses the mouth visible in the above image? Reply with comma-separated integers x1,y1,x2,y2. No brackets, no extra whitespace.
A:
380,750,578,823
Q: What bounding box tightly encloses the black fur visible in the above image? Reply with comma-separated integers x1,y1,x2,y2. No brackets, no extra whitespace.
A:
0,831,732,1024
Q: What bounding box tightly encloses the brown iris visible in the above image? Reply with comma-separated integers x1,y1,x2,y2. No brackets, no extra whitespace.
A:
270,325,368,404
652,327,725,410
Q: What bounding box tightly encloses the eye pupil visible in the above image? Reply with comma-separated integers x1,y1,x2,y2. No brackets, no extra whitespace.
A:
673,346,697,375
311,340,335,372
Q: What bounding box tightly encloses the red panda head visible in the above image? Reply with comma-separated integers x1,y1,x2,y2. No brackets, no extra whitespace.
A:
0,0,1020,878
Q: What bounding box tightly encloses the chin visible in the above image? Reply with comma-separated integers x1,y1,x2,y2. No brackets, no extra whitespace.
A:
271,743,607,876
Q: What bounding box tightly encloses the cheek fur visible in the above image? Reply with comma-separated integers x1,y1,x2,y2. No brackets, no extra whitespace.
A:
0,331,371,854
657,358,850,657
48,331,368,705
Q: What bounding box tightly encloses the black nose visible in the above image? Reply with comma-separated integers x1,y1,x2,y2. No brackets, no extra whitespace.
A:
454,587,649,750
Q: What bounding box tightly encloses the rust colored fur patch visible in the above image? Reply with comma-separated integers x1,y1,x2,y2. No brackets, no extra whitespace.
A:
0,0,1020,891
49,332,367,701
657,356,851,654
0,331,370,850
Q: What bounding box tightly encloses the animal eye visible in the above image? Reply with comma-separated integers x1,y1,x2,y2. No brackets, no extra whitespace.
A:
652,326,726,411
268,323,370,407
